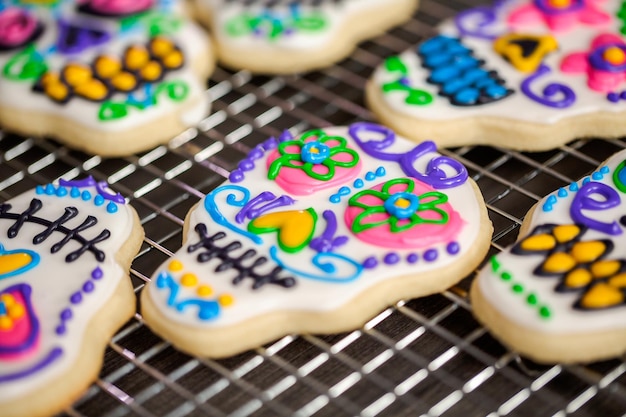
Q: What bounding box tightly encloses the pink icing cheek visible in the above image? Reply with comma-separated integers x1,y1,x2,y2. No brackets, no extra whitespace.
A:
265,150,362,196
83,0,154,15
344,204,465,249
587,70,626,92
0,8,38,48
0,290,39,361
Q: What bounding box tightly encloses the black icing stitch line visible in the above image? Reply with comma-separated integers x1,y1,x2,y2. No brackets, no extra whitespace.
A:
187,223,296,290
0,199,110,262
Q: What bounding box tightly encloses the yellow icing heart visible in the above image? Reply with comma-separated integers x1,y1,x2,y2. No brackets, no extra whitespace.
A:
249,209,318,253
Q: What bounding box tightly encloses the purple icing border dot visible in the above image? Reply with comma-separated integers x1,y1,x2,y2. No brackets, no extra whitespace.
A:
55,325,66,335
70,292,82,304
363,257,378,269
446,242,460,255
60,308,72,320
383,252,400,265
92,267,103,280
83,281,95,293
407,253,419,264
424,249,438,262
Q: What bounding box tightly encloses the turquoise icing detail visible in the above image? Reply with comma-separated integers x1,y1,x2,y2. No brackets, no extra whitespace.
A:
0,244,40,280
269,246,362,283
204,185,263,244
156,272,221,320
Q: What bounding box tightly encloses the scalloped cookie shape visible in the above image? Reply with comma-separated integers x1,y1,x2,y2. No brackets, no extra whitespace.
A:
193,0,418,74
140,122,492,358
366,0,626,151
0,1,214,156
472,149,626,363
0,178,144,417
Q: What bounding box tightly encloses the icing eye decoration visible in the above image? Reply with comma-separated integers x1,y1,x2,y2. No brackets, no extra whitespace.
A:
507,0,610,32
344,177,464,249
561,33,626,92
0,284,40,360
493,33,558,73
0,7,43,52
77,0,154,17
0,245,40,280
613,160,626,193
266,129,362,196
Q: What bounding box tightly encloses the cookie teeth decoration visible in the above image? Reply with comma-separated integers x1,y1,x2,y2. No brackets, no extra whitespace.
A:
193,0,419,74
366,0,626,151
0,0,214,157
0,177,144,417
472,150,626,364
140,122,492,358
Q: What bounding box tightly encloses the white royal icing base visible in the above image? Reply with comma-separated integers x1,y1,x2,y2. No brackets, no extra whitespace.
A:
0,182,135,402
146,124,483,329
370,0,626,124
476,150,626,334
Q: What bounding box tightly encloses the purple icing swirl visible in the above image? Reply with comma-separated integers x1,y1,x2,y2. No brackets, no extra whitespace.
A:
521,64,576,109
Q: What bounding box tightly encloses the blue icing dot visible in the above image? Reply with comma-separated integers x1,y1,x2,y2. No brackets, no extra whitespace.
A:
81,190,91,201
45,184,55,195
600,166,609,174
338,186,351,195
329,195,341,204
107,202,118,213
582,177,590,184
542,203,553,212
56,187,68,197
365,172,376,181
375,167,386,176
94,195,105,206
557,188,567,197
591,172,603,180
353,179,364,188
454,88,480,105
197,300,220,320
35,185,44,194
569,183,579,191
70,187,80,198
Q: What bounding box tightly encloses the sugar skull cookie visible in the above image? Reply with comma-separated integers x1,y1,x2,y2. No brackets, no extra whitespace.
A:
140,122,492,358
0,0,214,156
472,149,626,363
367,0,626,151
192,0,419,74
0,178,144,417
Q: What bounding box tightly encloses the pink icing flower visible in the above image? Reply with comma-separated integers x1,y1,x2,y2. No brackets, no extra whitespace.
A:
344,177,463,249
561,33,626,92
0,8,38,48
266,129,361,196
80,0,154,16
507,0,610,32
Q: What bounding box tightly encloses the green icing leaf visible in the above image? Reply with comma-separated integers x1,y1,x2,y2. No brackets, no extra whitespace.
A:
2,45,48,81
98,101,129,121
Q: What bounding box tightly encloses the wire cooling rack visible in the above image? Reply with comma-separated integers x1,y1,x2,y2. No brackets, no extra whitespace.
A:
2,0,626,416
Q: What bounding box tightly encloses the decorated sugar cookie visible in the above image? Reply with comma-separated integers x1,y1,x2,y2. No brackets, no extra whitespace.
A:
0,177,143,417
140,122,492,358
192,0,418,74
472,150,626,363
367,0,626,151
0,0,214,156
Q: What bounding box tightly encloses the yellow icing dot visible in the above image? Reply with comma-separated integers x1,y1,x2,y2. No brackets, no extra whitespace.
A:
63,64,93,87
125,46,150,71
218,294,234,307
548,0,571,8
395,198,411,209
168,260,183,272
74,79,109,101
570,241,605,263
609,273,626,288
0,253,32,276
44,81,70,102
150,37,175,57
180,273,198,287
552,225,580,243
139,61,162,82
94,56,122,78
542,252,576,273
1,294,15,309
196,285,213,297
111,72,137,92
0,316,13,330
581,283,623,309
520,234,556,251
8,303,24,320
162,51,184,69
604,46,626,65
591,260,621,278
564,268,592,288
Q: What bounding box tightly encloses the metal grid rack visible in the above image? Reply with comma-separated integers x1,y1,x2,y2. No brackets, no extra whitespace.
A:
1,0,626,415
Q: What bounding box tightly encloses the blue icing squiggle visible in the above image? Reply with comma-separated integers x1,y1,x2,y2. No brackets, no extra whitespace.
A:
269,246,362,283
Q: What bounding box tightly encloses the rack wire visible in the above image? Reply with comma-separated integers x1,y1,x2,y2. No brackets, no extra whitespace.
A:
1,0,626,416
